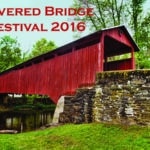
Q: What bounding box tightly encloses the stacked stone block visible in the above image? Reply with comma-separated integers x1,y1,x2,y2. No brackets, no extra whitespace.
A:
59,89,95,124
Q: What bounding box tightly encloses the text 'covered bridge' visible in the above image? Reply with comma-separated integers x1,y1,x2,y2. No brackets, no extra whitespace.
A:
0,26,139,103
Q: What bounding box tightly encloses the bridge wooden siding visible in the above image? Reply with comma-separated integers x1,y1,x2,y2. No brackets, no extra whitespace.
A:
0,26,139,103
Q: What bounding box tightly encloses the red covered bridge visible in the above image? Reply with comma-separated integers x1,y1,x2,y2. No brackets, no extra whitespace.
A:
0,26,139,103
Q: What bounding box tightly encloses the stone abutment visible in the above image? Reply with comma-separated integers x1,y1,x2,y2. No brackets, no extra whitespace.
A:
55,70,150,126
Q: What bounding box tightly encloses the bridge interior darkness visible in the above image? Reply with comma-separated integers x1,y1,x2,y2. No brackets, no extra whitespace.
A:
104,35,133,71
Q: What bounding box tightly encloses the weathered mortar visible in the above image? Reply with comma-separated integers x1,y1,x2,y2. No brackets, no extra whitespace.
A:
59,70,150,126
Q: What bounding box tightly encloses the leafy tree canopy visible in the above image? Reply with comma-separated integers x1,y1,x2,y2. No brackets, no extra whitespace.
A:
0,35,22,72
135,12,150,68
28,38,57,59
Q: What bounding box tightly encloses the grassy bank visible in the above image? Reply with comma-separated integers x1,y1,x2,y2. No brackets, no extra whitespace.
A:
0,123,149,150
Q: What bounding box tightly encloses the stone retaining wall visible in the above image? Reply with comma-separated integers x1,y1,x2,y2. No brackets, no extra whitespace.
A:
59,70,150,126
59,89,95,124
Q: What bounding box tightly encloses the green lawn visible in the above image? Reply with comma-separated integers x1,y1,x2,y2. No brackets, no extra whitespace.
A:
0,123,149,150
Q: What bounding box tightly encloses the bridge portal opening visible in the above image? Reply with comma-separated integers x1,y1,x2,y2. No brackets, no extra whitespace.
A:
104,35,134,71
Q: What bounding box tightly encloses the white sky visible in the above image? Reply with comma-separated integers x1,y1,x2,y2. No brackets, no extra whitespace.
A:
0,0,150,53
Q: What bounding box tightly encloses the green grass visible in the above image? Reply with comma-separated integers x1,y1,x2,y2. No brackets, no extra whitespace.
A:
0,123,149,150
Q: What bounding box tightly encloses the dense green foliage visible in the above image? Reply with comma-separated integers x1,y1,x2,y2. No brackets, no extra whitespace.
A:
0,123,149,150
136,12,150,68
28,38,57,59
0,36,22,72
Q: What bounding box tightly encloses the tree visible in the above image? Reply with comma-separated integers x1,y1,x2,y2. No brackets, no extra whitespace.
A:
73,0,127,31
0,36,22,72
135,12,150,68
129,0,146,42
73,0,146,35
28,38,57,59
